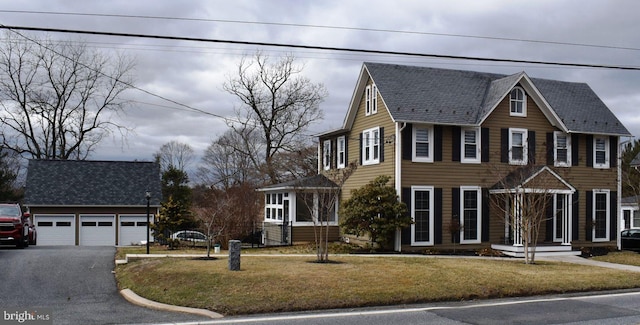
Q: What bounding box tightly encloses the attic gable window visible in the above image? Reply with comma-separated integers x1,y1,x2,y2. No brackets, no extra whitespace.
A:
510,87,526,117
365,84,378,116
594,136,609,169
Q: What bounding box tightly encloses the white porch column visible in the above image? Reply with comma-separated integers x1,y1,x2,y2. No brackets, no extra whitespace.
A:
562,193,572,245
513,193,523,246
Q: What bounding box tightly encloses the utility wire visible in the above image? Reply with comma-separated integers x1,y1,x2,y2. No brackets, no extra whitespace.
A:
1,9,638,52
0,25,638,71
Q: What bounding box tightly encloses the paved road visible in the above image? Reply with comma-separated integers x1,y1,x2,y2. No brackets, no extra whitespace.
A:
0,245,209,325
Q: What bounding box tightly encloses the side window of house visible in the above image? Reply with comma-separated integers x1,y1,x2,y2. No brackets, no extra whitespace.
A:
509,128,528,165
460,186,481,244
337,136,346,169
265,192,287,222
510,87,526,117
592,190,610,241
462,128,480,163
554,131,571,167
365,84,378,116
413,125,433,162
593,136,609,168
362,127,380,165
323,139,331,170
412,186,434,246
365,85,371,116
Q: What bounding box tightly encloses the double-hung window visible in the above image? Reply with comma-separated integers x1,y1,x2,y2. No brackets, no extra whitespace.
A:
337,136,346,169
510,87,526,117
462,128,480,163
322,139,331,170
460,186,481,244
592,190,610,241
365,84,377,116
413,125,433,162
362,127,380,165
593,136,609,168
554,131,571,167
265,192,288,222
509,128,528,165
411,186,434,246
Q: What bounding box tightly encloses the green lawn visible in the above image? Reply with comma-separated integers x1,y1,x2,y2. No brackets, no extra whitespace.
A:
115,247,640,316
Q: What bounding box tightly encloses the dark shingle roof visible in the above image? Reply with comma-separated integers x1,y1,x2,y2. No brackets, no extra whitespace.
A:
24,160,162,206
364,62,630,136
259,174,338,191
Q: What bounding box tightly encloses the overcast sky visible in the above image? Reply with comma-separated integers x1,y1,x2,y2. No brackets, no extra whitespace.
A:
0,0,639,170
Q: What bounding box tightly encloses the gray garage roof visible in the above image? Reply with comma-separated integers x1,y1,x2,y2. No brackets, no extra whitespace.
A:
24,160,162,206
364,62,630,136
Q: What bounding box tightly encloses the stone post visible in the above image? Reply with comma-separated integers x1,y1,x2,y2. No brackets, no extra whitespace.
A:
228,240,241,271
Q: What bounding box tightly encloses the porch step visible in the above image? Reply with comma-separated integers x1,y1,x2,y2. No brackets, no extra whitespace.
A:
492,244,582,258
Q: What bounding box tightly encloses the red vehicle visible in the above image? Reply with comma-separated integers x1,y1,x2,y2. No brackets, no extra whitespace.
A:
0,203,31,248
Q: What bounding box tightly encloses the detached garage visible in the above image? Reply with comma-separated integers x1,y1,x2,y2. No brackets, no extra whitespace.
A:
24,160,162,246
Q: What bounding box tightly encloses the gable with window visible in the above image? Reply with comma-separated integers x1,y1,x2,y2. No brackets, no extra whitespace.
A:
510,87,526,117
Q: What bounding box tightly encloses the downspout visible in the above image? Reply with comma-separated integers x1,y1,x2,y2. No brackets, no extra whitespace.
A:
394,122,407,252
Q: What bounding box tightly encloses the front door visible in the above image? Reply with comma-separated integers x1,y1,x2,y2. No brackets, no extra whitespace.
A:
553,193,572,245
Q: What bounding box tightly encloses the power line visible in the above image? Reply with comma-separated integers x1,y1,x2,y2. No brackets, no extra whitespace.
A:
2,9,639,52
1,25,638,71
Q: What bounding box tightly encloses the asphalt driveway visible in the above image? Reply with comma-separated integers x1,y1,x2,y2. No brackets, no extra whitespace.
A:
0,245,209,325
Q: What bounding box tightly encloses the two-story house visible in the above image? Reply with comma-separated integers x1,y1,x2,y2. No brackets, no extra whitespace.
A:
317,62,630,255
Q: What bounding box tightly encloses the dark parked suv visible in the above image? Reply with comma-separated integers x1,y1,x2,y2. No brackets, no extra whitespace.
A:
0,203,31,248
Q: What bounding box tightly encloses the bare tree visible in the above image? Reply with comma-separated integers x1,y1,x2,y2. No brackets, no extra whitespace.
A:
0,33,135,160
297,163,356,262
154,141,195,173
489,164,558,264
223,52,327,184
192,189,231,258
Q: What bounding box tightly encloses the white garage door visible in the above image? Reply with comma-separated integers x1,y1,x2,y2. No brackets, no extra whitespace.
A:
34,215,75,246
80,215,115,246
118,215,151,246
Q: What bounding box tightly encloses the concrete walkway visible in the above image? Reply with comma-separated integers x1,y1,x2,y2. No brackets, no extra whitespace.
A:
539,255,640,272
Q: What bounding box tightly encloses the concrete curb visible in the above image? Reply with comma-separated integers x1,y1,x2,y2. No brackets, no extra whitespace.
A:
120,288,223,319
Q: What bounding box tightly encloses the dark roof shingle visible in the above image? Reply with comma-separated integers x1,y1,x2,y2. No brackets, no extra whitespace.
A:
24,160,162,206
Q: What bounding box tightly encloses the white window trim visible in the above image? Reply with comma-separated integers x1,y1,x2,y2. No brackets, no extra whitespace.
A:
554,131,571,167
461,127,481,164
460,186,481,244
337,136,346,169
552,193,572,243
362,127,380,166
593,136,610,169
264,192,288,223
371,84,378,114
412,125,434,163
411,186,434,246
365,85,372,116
291,192,339,226
509,128,528,165
322,139,331,171
592,189,610,242
510,87,527,117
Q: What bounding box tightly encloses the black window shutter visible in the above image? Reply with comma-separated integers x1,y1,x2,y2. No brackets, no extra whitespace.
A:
501,128,509,163
610,136,617,168
452,126,461,162
332,138,337,169
435,188,443,245
610,191,618,241
546,132,554,166
451,188,460,244
586,190,593,241
481,128,490,162
586,135,593,167
545,198,554,242
572,191,579,241
528,130,536,164
401,187,411,245
434,125,443,162
344,135,349,166
402,124,413,160
379,127,385,162
359,133,363,165
571,134,579,166
481,188,490,242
